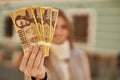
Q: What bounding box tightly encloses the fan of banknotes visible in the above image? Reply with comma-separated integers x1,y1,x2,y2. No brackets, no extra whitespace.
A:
9,6,59,57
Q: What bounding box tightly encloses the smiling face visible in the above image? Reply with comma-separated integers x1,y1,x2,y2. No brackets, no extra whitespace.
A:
52,16,69,44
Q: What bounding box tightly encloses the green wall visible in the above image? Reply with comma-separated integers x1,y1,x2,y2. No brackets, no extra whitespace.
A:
0,1,120,52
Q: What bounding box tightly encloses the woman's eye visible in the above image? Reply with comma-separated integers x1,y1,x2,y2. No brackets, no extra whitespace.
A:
61,25,67,29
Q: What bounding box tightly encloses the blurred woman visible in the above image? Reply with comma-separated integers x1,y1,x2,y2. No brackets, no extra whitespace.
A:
20,9,91,80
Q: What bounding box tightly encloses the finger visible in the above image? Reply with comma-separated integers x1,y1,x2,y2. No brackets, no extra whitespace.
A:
38,48,44,70
25,46,40,75
32,46,44,70
19,46,34,71
31,48,45,77
37,53,45,77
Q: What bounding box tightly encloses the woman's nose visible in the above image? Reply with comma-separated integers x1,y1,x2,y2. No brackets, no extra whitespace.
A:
54,28,61,35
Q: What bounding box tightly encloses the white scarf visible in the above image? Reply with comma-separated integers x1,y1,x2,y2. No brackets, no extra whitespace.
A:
51,40,71,61
50,40,71,80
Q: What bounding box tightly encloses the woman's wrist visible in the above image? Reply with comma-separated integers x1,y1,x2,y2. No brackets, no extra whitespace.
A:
33,67,46,79
31,72,47,80
31,66,46,80
40,72,47,80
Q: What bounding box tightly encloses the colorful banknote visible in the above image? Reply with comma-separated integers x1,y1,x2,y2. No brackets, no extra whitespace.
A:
9,6,58,57
10,7,40,53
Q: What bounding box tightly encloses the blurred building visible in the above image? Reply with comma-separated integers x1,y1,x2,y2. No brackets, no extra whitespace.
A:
0,0,120,52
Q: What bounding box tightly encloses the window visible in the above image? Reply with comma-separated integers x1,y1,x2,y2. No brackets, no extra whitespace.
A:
65,9,96,47
73,14,88,43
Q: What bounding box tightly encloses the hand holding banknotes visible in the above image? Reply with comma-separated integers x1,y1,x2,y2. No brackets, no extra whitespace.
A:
19,46,45,79
10,5,59,79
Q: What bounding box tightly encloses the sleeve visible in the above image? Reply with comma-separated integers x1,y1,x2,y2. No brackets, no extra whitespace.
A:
78,51,91,80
